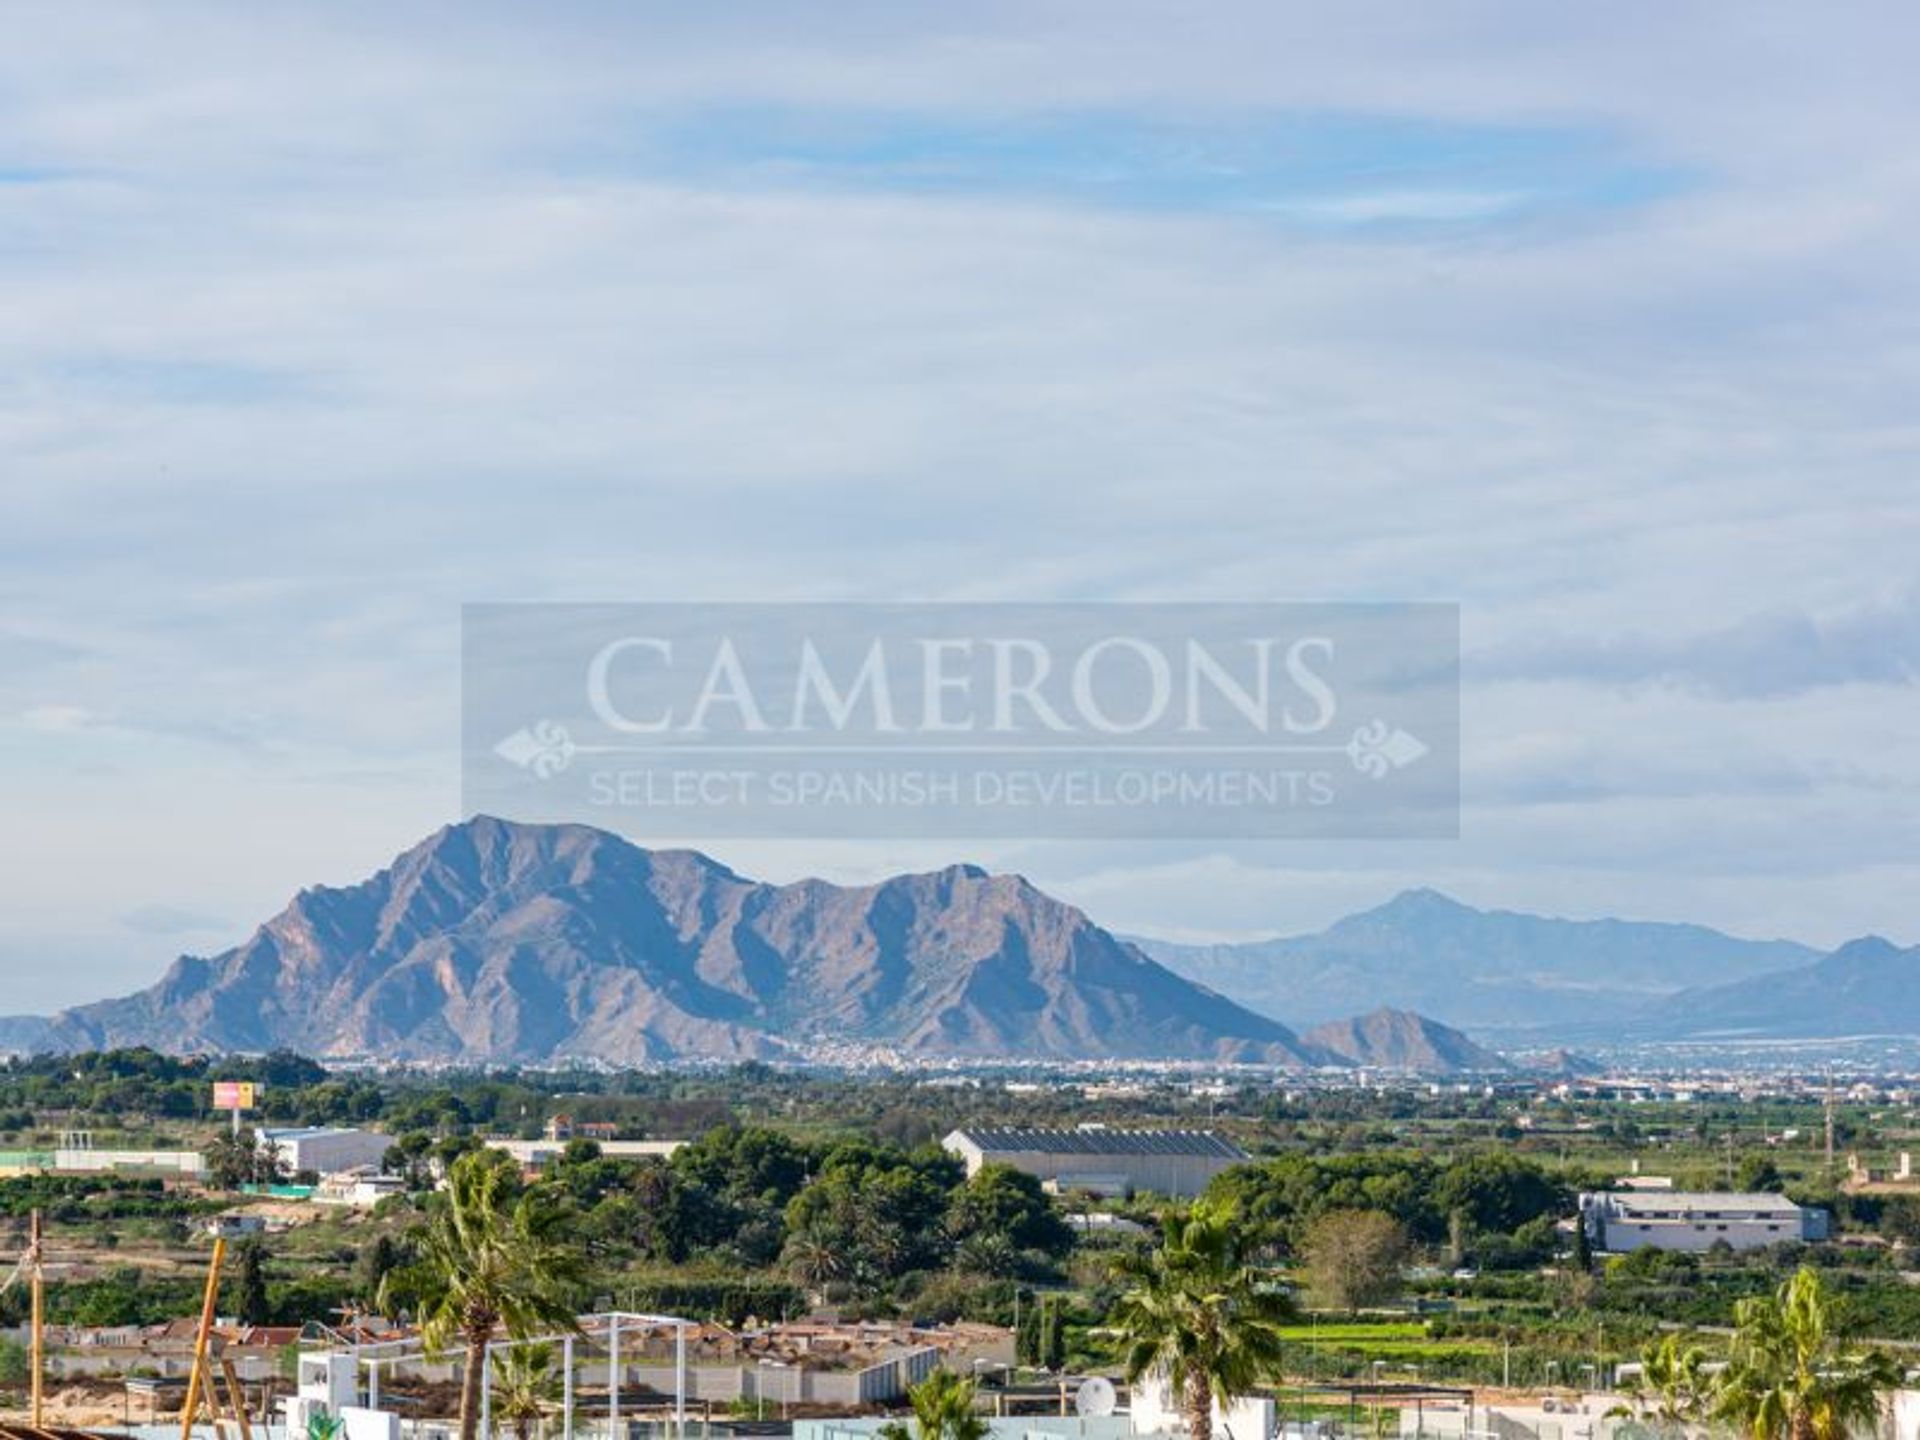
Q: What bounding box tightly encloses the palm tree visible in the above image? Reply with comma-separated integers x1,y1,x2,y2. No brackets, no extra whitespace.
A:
953,1232,1022,1280
491,1342,563,1440
1612,1333,1709,1435
379,1152,586,1440
783,1231,848,1291
878,1369,990,1440
1109,1205,1294,1440
1712,1266,1901,1440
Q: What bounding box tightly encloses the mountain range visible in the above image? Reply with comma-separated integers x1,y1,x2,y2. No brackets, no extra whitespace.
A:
0,817,1356,1068
2,818,1905,1066
1131,890,1823,1039
1301,1007,1509,1073
1664,935,1920,1039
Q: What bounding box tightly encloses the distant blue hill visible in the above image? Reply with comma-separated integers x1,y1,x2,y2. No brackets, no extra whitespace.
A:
1130,889,1819,1040
1662,935,1920,1040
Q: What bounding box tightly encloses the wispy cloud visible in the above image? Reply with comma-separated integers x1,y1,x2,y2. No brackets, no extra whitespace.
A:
1476,587,1920,698
18,703,94,733
118,902,230,937
0,3,1915,995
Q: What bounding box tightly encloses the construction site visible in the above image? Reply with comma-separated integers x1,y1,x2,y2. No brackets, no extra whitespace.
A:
0,1209,1017,1439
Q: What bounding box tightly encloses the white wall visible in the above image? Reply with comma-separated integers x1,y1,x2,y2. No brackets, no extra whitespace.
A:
1131,1372,1275,1440
268,1129,393,1175
54,1147,205,1175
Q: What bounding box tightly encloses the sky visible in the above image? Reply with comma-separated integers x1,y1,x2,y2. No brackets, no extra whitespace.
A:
2,3,1917,1013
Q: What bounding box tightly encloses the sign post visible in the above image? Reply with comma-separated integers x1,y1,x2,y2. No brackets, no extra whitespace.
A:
212,1081,259,1138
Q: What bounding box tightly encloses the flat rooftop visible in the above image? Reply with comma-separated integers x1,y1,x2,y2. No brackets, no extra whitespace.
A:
1600,1191,1802,1214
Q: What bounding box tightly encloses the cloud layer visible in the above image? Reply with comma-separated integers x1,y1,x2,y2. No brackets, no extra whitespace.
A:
2,3,1916,1004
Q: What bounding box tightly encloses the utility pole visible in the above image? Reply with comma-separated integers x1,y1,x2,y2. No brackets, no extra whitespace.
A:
29,1209,44,1429
1825,1071,1837,1175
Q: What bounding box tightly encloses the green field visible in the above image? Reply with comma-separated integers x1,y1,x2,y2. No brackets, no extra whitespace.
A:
1283,1321,1500,1368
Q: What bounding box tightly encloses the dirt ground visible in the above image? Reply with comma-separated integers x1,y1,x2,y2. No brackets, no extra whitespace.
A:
234,1198,333,1226
0,1379,139,1429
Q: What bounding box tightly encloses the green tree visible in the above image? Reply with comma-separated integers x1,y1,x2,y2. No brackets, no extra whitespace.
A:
0,1337,31,1387
782,1155,950,1283
1738,1155,1786,1193
626,1162,729,1263
1037,1294,1066,1373
1432,1152,1569,1235
878,1369,989,1440
1110,1206,1293,1440
947,1164,1073,1260
1015,1289,1041,1366
1712,1267,1900,1440
1571,1213,1594,1273
491,1342,563,1440
379,1152,586,1440
206,1129,277,1191
672,1124,811,1206
386,1131,438,1191
783,1231,847,1292
1301,1209,1408,1313
1880,1195,1920,1247
954,1233,1023,1280
231,1238,271,1325
355,1232,408,1305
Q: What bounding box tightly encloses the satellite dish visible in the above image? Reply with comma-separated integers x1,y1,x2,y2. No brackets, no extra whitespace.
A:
1076,1378,1118,1418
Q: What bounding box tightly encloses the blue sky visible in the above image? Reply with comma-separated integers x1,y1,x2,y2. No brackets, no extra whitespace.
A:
1,2,1917,1012
615,107,1686,225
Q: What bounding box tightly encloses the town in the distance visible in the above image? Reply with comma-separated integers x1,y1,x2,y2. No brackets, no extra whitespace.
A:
1,819,1914,1440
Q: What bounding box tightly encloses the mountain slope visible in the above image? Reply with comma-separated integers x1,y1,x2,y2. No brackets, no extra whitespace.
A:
22,817,1321,1066
1133,889,1817,1036
1659,936,1920,1039
1301,1007,1509,1073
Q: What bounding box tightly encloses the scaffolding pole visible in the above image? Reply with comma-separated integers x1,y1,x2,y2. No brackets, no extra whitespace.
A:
180,1237,228,1440
608,1316,621,1439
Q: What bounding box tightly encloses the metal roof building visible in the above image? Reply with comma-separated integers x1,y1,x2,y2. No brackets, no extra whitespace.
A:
1579,1189,1828,1253
942,1126,1248,1198
256,1126,393,1178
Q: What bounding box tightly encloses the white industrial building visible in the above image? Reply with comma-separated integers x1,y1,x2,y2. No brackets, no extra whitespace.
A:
258,1126,394,1177
1578,1188,1828,1253
942,1126,1247,1199
486,1136,684,1170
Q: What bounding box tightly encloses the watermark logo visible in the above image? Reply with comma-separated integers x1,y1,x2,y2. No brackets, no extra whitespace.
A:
463,603,1457,838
